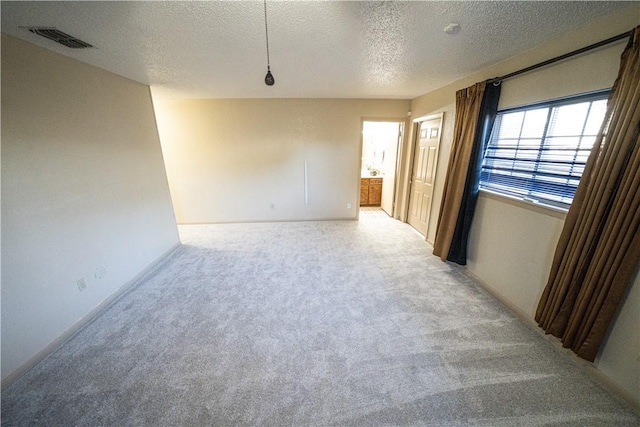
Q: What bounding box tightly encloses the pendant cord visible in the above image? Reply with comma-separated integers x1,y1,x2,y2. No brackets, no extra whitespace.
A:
264,0,270,70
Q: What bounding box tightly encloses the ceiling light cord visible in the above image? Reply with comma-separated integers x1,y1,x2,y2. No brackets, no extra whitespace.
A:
264,0,274,86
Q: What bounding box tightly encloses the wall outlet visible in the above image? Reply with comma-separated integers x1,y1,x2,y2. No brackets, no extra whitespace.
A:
347,203,352,209
77,278,87,292
95,265,107,279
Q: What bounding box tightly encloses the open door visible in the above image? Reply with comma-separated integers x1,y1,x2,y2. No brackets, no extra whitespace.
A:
380,123,402,216
361,121,404,216
407,114,443,237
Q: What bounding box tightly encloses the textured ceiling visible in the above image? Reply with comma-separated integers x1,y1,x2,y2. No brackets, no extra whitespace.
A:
1,1,631,99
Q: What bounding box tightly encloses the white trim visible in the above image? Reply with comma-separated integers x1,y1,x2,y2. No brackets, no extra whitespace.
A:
412,112,444,123
304,160,309,205
461,266,640,412
479,188,568,220
1,243,182,389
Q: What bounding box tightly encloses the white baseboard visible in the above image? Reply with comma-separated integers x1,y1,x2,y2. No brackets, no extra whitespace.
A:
460,266,640,414
1,243,182,390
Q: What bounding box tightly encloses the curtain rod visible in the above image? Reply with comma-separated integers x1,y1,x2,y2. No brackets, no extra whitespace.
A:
489,30,633,84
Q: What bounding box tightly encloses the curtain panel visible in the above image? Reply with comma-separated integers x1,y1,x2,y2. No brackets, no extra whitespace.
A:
432,81,501,265
536,27,640,361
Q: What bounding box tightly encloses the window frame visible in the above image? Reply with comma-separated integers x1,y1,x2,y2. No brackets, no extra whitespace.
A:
479,89,610,212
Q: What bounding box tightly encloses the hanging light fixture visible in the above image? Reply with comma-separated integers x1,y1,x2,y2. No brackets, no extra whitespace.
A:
263,0,275,86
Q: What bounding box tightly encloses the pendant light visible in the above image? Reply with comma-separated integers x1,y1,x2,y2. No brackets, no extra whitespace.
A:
263,0,275,86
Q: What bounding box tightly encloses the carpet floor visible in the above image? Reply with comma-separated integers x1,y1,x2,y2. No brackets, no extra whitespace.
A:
2,210,639,426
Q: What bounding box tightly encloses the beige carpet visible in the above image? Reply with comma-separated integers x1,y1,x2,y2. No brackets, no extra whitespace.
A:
2,212,638,426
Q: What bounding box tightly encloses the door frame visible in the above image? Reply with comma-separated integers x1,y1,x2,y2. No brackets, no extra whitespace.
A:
358,117,409,219
401,112,444,238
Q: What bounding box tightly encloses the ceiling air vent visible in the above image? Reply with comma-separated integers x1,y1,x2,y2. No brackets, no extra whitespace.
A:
26,28,93,49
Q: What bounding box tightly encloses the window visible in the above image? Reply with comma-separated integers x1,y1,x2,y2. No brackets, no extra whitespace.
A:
479,91,609,210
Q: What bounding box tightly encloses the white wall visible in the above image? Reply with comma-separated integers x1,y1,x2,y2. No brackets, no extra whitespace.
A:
1,35,180,381
409,5,640,404
153,98,410,223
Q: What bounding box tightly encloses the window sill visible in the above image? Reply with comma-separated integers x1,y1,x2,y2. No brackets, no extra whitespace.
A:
479,189,568,220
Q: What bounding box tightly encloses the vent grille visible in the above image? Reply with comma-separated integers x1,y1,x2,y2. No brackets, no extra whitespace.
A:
27,28,93,49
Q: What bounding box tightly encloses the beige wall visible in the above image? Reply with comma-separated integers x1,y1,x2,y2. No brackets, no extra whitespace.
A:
1,35,180,381
154,98,410,223
409,5,640,403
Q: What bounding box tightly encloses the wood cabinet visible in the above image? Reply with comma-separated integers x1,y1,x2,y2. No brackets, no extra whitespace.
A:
360,179,369,205
360,177,383,206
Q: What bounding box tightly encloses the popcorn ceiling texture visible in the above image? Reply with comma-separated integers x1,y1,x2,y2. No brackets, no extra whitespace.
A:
0,1,631,99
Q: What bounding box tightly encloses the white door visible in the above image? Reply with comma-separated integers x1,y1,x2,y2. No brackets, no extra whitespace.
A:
381,123,401,216
408,116,442,236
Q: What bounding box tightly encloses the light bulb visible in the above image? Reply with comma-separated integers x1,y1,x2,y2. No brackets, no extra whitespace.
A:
265,67,275,86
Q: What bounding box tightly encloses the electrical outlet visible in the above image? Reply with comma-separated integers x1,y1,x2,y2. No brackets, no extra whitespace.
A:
347,203,352,209
77,278,87,292
95,265,107,279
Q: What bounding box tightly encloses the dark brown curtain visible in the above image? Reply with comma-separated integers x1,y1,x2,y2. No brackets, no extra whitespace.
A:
446,83,501,265
432,82,487,262
536,27,640,362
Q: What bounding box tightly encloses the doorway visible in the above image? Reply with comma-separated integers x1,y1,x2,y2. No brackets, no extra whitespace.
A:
360,121,404,217
407,113,443,238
